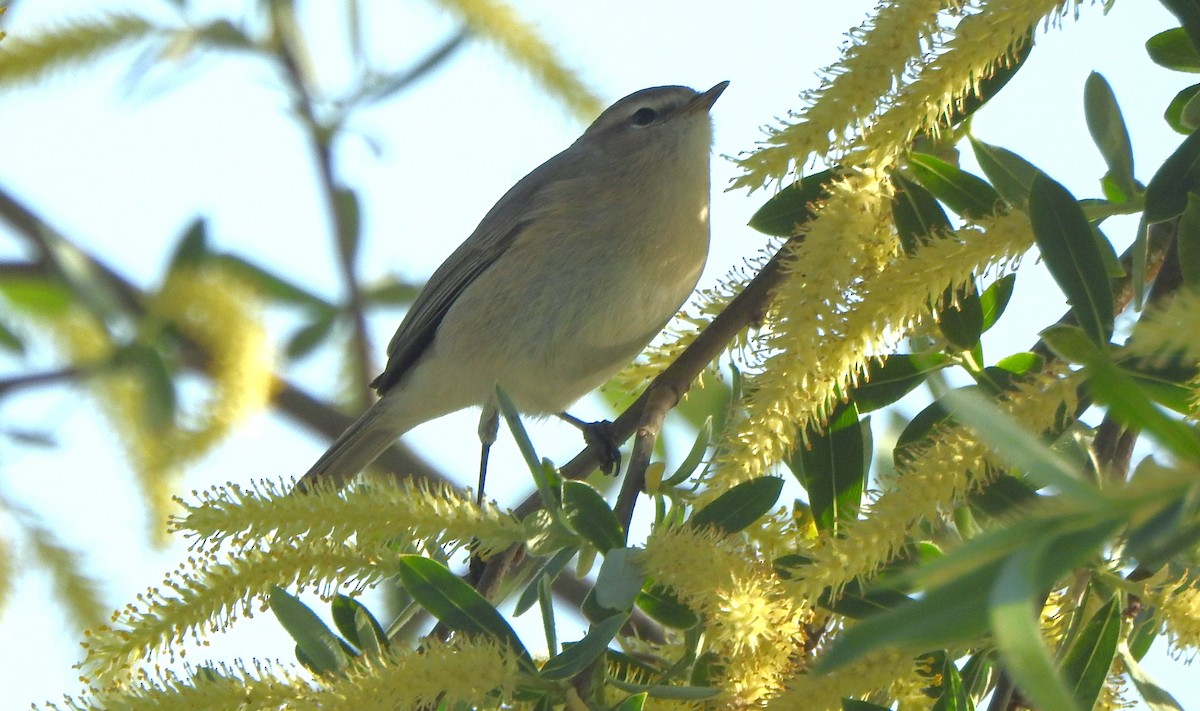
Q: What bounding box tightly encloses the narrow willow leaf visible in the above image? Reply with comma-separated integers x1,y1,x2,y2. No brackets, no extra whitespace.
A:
0,321,25,355
636,584,699,629
853,354,949,413
285,310,337,360
979,274,1017,332
167,218,208,271
891,171,952,254
748,168,839,236
333,188,361,264
938,281,984,349
210,254,329,308
787,402,866,531
539,613,627,680
612,693,648,711
689,477,784,533
929,652,970,711
396,555,533,668
970,137,1039,209
661,417,712,488
1119,642,1187,710
1144,129,1200,222
268,586,349,673
514,547,577,616
561,481,624,552
1147,28,1200,72
594,548,645,612
989,542,1080,711
942,388,1103,505
1177,193,1200,285
1164,84,1200,133
1084,72,1138,202
906,153,1003,220
330,594,385,653
1060,594,1121,710
1160,0,1200,60
1028,173,1114,345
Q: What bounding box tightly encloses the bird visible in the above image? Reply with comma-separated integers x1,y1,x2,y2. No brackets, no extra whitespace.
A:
298,81,728,498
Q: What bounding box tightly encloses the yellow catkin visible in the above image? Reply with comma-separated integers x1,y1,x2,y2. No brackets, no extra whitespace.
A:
855,0,1073,168
24,522,106,631
642,528,808,705
734,0,951,189
766,648,920,711
81,538,402,682
46,267,273,541
432,0,600,120
1145,574,1200,657
173,477,528,559
785,365,1079,602
713,201,1035,502
291,638,518,710
50,660,301,711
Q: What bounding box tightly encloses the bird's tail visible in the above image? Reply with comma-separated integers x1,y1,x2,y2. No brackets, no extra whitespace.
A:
296,400,408,492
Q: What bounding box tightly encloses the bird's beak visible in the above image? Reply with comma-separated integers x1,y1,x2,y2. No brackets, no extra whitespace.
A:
687,81,730,113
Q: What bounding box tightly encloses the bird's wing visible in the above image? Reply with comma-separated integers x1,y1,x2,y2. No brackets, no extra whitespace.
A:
369,152,567,394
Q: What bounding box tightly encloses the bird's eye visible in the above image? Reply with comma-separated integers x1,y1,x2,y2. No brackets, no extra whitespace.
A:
631,107,658,127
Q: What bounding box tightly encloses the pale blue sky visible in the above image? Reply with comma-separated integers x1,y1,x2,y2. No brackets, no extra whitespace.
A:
0,1,1194,707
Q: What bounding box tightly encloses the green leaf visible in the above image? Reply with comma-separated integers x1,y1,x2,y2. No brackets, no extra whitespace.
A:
1028,173,1114,346
396,555,533,668
1059,594,1121,710
540,613,627,681
661,417,712,488
125,343,176,432
210,254,329,308
942,388,1103,505
514,547,576,617
1177,193,1200,285
970,137,1040,210
748,168,839,236
989,541,1080,711
979,274,1016,332
1164,84,1200,133
1147,28,1200,72
852,354,948,413
1084,72,1138,203
1119,641,1187,710
816,577,913,619
0,276,75,316
562,481,625,552
285,310,337,360
333,188,361,264
612,692,648,711
1144,129,1200,222
1080,353,1200,461
943,31,1033,126
363,277,421,305
968,474,1039,518
891,171,953,254
0,320,25,356
893,395,953,467
330,594,386,654
689,476,784,534
938,281,984,350
787,402,866,531
167,218,209,271
268,586,349,674
0,14,160,89
636,584,699,629
594,548,645,612
1160,0,1200,62
906,153,1003,220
